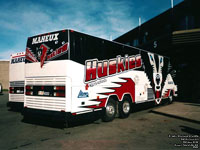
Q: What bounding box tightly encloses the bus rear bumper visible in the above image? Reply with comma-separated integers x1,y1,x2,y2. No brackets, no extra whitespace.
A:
22,107,70,123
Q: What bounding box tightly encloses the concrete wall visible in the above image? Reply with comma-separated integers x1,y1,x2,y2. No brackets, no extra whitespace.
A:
0,61,9,90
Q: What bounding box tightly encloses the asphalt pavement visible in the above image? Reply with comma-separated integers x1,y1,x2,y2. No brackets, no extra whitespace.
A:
0,92,199,150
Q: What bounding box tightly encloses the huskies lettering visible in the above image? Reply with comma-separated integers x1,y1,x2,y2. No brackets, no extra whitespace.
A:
85,54,142,82
32,33,59,45
11,57,25,64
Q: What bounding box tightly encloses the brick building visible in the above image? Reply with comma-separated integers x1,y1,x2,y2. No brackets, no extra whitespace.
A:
0,61,9,90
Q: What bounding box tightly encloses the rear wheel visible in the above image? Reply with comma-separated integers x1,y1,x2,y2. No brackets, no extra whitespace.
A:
102,98,117,122
118,96,132,118
168,92,173,104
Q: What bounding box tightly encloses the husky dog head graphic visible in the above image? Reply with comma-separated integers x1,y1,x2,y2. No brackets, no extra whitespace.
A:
148,52,164,104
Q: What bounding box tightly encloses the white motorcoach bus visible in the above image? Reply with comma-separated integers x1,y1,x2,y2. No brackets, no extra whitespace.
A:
8,52,25,108
23,29,177,124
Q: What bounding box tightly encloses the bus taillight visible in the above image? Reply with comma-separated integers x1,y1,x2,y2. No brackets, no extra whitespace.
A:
26,86,33,90
54,86,65,90
9,87,14,93
25,86,33,95
26,91,33,95
53,86,65,97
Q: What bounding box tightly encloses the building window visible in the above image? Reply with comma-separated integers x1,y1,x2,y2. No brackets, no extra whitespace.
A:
179,15,195,30
133,39,139,46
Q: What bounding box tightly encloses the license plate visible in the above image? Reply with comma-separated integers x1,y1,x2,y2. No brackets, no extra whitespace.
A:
38,91,50,96
44,92,50,96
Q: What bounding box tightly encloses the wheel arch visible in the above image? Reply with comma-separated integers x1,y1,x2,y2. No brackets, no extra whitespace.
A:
104,93,134,107
122,93,134,104
105,95,119,106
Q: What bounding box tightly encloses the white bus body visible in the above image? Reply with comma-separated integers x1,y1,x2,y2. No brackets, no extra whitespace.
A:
23,29,177,122
8,52,25,106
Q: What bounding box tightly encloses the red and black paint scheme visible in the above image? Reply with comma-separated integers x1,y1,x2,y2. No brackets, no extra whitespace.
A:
23,29,177,123
26,30,69,67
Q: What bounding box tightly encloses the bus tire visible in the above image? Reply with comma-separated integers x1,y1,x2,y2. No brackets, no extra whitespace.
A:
118,96,132,118
102,98,117,122
168,92,173,104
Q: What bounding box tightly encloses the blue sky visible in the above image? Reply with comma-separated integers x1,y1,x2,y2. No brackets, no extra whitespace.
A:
0,0,183,60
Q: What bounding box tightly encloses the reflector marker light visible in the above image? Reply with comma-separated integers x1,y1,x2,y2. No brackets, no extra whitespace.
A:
54,86,65,90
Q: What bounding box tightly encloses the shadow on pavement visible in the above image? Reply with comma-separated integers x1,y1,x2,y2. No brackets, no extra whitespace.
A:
132,98,170,113
22,111,102,129
21,101,170,129
149,110,200,125
67,112,101,127
132,101,156,112
7,103,24,113
184,103,200,107
8,107,23,113
175,98,200,104
22,117,67,129
180,125,200,135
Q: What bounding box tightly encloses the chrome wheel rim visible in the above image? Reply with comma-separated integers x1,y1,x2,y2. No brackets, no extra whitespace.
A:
169,96,173,102
106,104,115,117
123,101,130,114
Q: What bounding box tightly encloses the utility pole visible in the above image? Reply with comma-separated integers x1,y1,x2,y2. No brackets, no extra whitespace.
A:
171,0,174,8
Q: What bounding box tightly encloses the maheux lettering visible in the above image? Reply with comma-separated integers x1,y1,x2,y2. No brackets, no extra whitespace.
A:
32,33,59,45
85,54,142,82
11,57,25,64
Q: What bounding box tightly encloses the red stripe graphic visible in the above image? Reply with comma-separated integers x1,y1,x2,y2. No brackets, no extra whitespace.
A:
87,98,107,109
26,48,38,63
12,55,25,58
155,91,160,99
40,44,49,68
102,78,135,102
163,89,171,98
86,78,135,109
